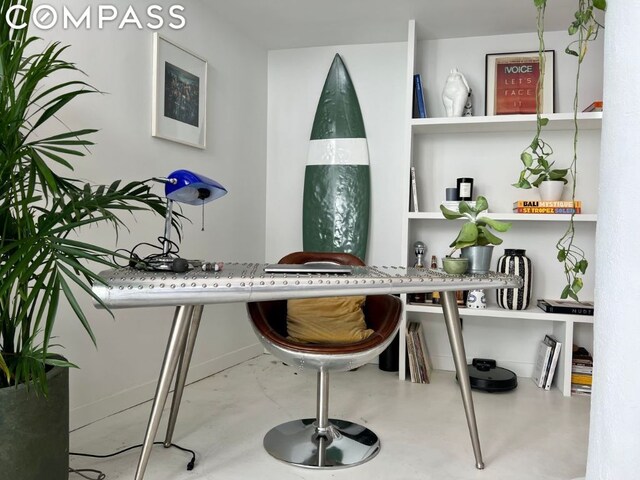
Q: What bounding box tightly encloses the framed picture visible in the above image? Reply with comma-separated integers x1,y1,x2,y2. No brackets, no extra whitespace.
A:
152,33,207,148
485,50,555,116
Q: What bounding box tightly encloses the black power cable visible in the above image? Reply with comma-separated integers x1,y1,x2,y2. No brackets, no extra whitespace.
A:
114,236,182,270
69,441,196,478
69,468,106,480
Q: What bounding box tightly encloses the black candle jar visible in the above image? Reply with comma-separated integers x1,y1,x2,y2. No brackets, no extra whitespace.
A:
456,177,474,201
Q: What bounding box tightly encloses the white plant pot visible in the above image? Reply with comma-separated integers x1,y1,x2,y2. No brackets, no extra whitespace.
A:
538,181,564,201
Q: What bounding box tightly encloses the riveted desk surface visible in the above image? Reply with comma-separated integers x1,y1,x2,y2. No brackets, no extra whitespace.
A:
91,262,522,479
93,263,521,308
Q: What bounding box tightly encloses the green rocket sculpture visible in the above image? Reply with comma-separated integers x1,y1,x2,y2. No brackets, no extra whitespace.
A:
302,54,371,261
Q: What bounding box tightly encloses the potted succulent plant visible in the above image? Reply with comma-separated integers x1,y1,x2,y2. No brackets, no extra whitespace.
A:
440,196,512,273
0,2,178,478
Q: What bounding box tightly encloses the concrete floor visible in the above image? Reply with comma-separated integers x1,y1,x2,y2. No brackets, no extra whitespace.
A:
70,354,590,480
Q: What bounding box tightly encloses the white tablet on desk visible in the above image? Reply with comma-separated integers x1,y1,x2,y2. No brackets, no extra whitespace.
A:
264,263,353,275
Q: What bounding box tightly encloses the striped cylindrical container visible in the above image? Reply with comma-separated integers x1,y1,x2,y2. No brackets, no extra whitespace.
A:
496,249,532,310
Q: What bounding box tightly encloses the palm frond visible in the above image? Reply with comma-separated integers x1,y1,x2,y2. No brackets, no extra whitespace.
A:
0,0,182,394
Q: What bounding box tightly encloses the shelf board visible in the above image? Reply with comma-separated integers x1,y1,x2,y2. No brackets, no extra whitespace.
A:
411,112,602,135
406,303,594,324
407,212,598,222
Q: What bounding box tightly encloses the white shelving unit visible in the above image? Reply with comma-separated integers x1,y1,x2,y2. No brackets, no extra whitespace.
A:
409,212,598,222
398,20,601,397
411,112,603,134
405,303,594,325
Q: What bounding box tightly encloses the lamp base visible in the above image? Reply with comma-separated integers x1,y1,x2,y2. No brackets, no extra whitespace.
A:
134,256,222,273
145,257,178,271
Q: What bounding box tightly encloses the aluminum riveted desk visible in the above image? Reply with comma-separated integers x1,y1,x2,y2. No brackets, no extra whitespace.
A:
93,262,521,480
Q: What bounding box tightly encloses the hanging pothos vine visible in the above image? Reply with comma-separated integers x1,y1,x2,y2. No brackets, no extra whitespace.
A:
515,0,606,301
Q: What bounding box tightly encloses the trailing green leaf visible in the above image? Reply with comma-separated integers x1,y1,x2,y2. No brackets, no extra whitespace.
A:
518,0,603,300
557,248,568,262
554,0,605,300
515,2,568,191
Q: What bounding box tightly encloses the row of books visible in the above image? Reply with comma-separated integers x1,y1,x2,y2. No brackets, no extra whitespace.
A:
531,334,562,390
537,299,594,316
406,321,433,384
513,200,582,214
571,346,593,396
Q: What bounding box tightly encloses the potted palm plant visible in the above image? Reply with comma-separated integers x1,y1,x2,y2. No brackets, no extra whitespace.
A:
0,2,178,478
440,196,512,273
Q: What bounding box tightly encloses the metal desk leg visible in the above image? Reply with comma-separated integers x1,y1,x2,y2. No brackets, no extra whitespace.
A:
134,305,194,480
440,291,485,470
164,305,204,447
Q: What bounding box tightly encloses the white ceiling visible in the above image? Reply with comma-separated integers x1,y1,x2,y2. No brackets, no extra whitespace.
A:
204,0,585,50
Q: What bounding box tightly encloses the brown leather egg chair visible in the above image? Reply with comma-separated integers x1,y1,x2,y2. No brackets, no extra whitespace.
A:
247,251,402,469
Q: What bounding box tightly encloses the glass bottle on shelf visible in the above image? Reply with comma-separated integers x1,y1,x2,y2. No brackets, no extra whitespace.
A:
430,255,440,304
410,241,426,303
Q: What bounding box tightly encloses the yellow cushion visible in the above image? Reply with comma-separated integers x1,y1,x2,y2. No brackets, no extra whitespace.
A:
286,296,373,344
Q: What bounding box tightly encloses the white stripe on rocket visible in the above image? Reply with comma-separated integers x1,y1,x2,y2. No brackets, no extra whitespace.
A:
307,138,369,166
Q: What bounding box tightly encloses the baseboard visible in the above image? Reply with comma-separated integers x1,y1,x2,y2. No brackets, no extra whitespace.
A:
70,343,263,430
430,355,534,378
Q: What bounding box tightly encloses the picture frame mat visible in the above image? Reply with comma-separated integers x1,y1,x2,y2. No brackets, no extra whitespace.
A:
152,33,207,149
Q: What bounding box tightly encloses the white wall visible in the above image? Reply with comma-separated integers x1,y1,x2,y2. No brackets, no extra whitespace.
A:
588,1,640,477
33,1,268,429
265,43,407,265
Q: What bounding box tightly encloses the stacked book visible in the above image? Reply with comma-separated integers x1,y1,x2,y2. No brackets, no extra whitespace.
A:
571,346,593,396
406,321,433,384
537,299,594,316
513,200,582,214
531,334,562,390
583,100,603,112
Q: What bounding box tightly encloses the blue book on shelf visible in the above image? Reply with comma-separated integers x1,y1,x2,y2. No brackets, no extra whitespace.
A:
413,74,427,118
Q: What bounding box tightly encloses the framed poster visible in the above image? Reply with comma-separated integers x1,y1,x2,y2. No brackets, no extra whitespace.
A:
485,50,555,116
152,33,207,148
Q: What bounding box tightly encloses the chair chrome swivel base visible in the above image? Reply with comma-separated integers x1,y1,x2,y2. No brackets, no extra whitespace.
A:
263,418,380,468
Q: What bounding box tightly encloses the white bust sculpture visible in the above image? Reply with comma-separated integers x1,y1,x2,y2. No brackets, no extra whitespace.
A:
442,68,470,117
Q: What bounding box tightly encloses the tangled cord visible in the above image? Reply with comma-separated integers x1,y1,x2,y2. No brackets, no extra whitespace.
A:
69,441,196,478
113,236,181,270
68,468,106,480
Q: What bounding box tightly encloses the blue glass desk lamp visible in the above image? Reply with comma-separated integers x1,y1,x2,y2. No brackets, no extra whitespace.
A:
154,169,227,271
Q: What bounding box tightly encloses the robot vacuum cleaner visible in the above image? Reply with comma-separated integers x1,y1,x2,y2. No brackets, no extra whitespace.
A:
462,358,518,392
